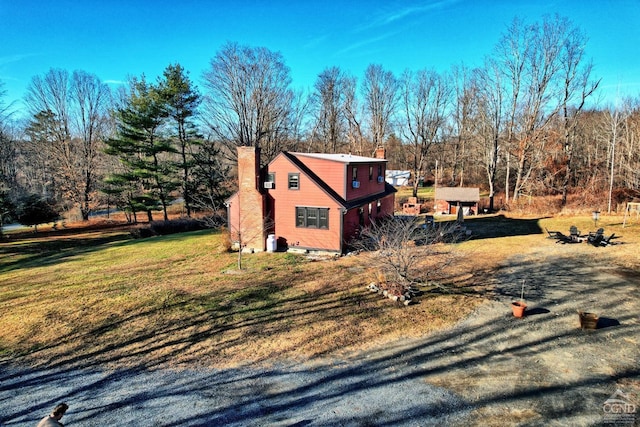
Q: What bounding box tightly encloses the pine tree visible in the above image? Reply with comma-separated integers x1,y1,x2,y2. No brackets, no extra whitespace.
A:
158,64,202,217
105,77,178,222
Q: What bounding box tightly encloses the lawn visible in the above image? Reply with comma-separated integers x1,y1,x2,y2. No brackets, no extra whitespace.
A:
1,212,637,371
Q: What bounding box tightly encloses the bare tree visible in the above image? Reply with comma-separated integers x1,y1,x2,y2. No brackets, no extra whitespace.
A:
449,64,478,186
0,82,17,194
362,64,398,149
0,83,18,237
602,100,632,212
557,27,600,205
619,101,640,191
310,67,348,153
352,216,468,292
343,75,367,155
474,60,504,212
70,70,111,220
400,69,451,197
24,69,110,220
495,15,596,202
202,42,295,163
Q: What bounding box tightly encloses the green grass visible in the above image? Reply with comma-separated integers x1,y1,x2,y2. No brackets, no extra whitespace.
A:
394,186,435,201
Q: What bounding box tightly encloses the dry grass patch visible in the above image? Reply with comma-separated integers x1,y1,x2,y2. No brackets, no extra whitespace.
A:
3,212,634,371
0,227,483,370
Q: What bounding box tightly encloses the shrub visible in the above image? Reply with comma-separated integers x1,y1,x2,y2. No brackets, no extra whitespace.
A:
219,226,232,252
16,195,60,232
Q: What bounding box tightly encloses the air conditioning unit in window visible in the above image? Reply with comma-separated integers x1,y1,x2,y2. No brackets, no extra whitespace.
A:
263,181,274,189
352,180,360,189
377,175,384,183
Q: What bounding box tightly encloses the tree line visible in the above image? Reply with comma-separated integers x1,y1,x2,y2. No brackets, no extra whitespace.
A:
1,15,639,230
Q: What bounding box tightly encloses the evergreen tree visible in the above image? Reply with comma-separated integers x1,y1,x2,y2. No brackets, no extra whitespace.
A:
105,77,178,222
158,64,202,217
16,194,59,232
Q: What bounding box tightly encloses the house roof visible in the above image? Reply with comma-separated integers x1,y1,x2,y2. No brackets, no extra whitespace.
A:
434,187,480,202
281,151,396,210
386,170,411,178
291,152,387,163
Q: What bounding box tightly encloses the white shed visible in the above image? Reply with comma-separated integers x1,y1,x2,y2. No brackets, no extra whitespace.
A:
385,170,411,186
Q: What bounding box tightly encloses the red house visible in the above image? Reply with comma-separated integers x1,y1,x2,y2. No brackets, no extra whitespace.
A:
226,146,396,254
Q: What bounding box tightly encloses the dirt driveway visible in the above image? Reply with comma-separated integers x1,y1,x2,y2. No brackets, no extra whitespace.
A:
355,239,640,425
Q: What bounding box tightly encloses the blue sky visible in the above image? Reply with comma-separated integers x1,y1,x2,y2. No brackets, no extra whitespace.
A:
1,0,639,114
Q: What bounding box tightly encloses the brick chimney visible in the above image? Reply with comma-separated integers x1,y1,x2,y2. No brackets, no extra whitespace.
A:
236,146,266,252
374,146,386,159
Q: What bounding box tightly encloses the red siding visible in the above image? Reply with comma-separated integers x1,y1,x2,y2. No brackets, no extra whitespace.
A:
267,155,342,252
290,155,386,201
294,157,346,195
342,194,395,244
346,163,386,201
259,153,394,253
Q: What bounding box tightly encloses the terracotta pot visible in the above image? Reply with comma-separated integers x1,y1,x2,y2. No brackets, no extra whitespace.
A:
578,311,598,329
511,301,527,318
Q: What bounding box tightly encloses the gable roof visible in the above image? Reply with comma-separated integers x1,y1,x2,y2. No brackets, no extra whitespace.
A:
434,187,480,202
280,151,396,210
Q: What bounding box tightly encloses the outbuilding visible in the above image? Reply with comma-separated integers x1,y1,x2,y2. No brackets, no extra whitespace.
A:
433,187,480,216
385,170,411,186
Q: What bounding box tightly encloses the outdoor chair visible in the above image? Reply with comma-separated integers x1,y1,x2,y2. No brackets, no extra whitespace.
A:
569,225,582,243
588,228,605,246
545,228,561,239
600,232,616,246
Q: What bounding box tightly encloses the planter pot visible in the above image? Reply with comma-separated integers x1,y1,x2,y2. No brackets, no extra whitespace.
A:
511,301,527,318
578,311,598,329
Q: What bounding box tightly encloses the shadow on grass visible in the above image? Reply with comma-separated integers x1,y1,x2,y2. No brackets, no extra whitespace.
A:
462,214,547,239
0,228,216,273
1,249,639,425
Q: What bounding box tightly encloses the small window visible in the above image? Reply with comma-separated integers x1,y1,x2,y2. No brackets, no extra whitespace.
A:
288,173,299,190
369,166,374,180
267,172,275,182
352,167,358,181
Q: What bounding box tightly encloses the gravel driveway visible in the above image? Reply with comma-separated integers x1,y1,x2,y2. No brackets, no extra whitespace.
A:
2,242,638,426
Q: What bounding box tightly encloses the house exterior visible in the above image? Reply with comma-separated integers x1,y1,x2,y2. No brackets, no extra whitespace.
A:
434,187,480,215
226,146,396,254
385,170,411,186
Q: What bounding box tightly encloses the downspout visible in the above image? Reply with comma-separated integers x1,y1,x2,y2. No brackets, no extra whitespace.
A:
224,202,231,229
340,207,347,253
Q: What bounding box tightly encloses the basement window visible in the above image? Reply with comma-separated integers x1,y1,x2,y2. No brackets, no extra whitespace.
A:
296,207,329,229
